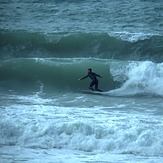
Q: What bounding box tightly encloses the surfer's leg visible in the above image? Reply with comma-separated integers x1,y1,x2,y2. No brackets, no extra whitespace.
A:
95,80,99,91
89,81,95,90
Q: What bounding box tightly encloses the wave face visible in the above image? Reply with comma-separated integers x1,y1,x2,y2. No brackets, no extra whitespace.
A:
0,58,163,96
0,30,163,62
0,58,115,92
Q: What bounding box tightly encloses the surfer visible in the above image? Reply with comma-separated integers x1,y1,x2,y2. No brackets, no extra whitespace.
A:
78,68,102,91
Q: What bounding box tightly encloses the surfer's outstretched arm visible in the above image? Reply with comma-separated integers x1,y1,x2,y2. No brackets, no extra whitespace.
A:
78,75,88,80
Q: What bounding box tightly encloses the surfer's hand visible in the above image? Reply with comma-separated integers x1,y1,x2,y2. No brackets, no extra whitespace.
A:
78,78,81,81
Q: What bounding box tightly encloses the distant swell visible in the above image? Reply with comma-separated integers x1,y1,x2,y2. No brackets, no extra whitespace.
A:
0,30,163,62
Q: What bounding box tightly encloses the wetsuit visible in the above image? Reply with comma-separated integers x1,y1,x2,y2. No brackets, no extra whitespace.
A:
80,72,102,90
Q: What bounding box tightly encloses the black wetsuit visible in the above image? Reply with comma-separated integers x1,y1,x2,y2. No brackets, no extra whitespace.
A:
81,72,102,90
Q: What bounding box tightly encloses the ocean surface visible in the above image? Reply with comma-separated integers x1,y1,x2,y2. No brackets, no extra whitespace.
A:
0,0,163,162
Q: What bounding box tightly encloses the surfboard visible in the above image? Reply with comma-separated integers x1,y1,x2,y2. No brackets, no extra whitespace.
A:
82,89,104,95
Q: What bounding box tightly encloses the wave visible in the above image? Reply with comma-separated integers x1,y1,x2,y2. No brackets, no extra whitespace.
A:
0,30,163,62
108,61,163,97
0,58,163,97
0,58,118,92
0,117,163,156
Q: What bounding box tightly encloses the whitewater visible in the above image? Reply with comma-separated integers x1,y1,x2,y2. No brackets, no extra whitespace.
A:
0,0,163,162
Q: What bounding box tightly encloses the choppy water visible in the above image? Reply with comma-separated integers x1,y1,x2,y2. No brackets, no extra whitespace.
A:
0,0,163,162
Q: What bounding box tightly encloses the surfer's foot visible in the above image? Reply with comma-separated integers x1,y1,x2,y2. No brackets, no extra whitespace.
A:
89,87,94,91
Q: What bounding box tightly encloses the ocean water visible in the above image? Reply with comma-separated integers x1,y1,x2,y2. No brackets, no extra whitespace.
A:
0,0,163,162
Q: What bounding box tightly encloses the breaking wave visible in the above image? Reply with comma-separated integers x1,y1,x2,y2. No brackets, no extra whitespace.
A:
0,58,163,97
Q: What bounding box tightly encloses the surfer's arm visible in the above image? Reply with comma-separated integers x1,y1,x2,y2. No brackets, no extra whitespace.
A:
79,75,88,80
95,74,102,78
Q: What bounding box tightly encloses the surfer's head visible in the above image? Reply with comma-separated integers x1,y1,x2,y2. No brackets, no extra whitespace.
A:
88,68,92,73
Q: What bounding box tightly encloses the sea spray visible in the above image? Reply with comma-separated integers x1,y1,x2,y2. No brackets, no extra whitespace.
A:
0,113,163,156
109,61,163,96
